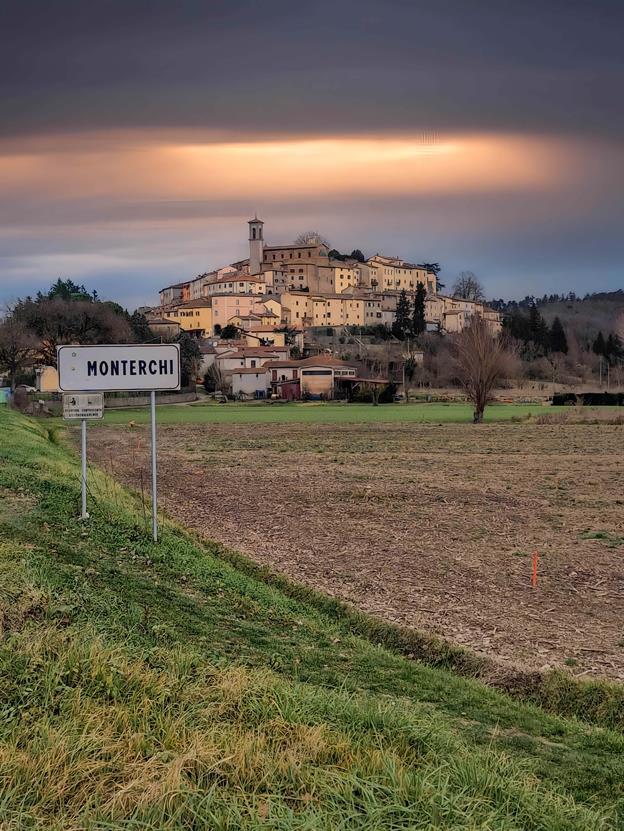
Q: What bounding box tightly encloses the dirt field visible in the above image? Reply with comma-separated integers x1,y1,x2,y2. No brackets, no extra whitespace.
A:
85,419,624,679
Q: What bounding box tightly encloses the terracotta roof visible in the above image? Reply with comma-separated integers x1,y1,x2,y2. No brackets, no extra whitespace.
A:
262,359,302,368
232,367,268,375
263,243,325,251
175,299,213,309
207,274,265,284
147,317,178,325
217,347,283,358
263,355,357,369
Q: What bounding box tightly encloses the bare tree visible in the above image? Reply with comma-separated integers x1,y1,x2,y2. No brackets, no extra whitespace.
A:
452,271,485,302
452,315,516,423
12,298,132,366
293,230,331,247
0,318,39,390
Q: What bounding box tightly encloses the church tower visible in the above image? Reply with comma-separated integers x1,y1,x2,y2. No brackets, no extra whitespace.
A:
248,216,264,275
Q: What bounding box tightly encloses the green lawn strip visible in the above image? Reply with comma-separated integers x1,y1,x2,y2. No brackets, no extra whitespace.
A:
48,401,564,427
0,407,623,828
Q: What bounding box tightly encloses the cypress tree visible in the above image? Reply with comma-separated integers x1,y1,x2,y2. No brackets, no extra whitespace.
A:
412,282,427,337
392,290,412,340
592,331,606,357
605,333,623,365
549,317,568,354
528,302,549,352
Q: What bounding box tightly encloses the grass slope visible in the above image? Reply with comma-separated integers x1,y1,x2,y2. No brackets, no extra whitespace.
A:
1,407,623,829
73,401,567,427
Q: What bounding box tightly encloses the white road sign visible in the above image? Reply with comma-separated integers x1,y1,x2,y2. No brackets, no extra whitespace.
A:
63,393,104,420
57,344,181,392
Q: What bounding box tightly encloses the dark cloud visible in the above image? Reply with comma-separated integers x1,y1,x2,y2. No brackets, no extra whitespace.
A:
0,0,622,305
1,0,623,137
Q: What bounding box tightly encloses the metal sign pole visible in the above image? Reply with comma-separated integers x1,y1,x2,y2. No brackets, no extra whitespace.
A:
150,390,158,542
81,418,88,519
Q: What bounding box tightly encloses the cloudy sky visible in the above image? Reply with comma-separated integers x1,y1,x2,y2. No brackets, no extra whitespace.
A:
1,0,622,308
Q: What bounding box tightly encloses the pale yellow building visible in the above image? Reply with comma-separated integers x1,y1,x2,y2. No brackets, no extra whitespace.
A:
367,255,436,295
35,365,59,392
342,297,365,326
203,274,267,297
164,299,213,335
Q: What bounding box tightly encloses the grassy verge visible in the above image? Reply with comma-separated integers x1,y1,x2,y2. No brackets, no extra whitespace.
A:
1,407,623,829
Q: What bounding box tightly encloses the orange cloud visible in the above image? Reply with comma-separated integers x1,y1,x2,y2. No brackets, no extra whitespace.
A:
0,131,572,207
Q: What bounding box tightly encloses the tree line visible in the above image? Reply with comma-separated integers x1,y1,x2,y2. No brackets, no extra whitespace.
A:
0,279,201,389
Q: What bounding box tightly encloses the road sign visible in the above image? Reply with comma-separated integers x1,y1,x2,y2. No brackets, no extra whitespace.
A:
62,393,104,420
57,344,181,392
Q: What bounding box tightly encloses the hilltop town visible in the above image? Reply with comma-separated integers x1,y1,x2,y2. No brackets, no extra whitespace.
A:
151,218,501,399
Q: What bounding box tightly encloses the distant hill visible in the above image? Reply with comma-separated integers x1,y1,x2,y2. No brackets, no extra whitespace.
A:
491,290,624,346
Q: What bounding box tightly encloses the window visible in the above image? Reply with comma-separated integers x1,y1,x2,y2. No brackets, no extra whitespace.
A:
252,228,256,239
251,360,256,368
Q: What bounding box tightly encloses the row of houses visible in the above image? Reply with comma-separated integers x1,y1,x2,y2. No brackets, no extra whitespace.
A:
152,288,499,344
154,218,502,342
203,343,365,400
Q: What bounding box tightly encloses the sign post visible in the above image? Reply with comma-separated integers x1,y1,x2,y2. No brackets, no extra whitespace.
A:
81,418,88,518
58,344,181,540
150,390,158,541
63,393,104,519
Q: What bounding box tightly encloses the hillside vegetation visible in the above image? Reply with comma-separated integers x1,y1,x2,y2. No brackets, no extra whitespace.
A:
1,407,624,829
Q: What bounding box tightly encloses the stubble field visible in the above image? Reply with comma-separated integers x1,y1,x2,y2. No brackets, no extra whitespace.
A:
85,416,624,680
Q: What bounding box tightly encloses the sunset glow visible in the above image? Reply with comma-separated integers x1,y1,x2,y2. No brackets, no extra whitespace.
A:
0,131,572,208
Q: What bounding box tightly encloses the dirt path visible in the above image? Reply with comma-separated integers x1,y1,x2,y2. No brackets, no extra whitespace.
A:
84,420,624,679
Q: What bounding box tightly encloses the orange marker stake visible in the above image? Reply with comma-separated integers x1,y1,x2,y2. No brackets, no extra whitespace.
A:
531,551,539,588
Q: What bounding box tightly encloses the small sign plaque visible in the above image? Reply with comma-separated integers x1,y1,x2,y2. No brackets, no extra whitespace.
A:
62,393,104,420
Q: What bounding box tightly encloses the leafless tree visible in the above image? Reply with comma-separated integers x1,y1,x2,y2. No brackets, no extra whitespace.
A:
452,315,516,423
293,230,331,247
452,271,485,302
12,298,132,366
203,363,231,396
0,317,39,390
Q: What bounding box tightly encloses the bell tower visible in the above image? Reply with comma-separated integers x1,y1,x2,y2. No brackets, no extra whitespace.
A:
248,216,264,275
